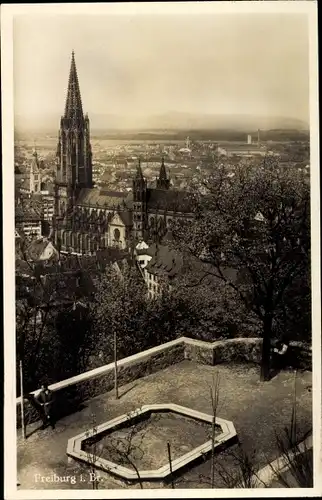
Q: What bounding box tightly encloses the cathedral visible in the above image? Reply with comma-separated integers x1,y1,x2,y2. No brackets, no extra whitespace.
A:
53,52,193,255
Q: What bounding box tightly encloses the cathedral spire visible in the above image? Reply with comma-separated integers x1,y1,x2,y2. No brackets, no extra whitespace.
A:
159,156,167,181
55,51,93,208
157,156,170,190
135,158,144,180
64,51,84,120
30,148,39,171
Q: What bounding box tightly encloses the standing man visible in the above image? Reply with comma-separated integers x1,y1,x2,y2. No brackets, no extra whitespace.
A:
35,383,55,430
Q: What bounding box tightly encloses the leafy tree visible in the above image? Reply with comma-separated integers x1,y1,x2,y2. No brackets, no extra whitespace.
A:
90,262,150,364
171,157,310,380
16,241,93,391
168,269,261,341
54,302,93,379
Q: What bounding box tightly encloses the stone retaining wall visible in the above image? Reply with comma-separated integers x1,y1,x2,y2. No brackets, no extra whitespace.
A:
17,336,311,428
184,337,263,365
184,337,312,369
17,339,185,428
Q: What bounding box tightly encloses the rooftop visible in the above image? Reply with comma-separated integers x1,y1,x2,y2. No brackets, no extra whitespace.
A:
77,188,131,209
147,188,193,213
17,360,311,490
22,237,58,263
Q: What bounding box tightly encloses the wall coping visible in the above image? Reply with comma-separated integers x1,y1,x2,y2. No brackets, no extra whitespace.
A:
17,337,184,404
16,336,311,406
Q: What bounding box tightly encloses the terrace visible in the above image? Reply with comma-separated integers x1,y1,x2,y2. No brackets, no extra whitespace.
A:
16,337,312,490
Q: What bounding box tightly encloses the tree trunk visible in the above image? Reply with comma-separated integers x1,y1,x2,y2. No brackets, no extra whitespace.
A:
260,312,273,381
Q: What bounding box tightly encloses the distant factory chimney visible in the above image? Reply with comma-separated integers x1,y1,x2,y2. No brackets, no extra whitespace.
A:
257,129,260,146
247,134,252,145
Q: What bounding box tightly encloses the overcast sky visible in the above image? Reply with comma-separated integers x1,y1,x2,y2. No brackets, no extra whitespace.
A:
13,13,309,129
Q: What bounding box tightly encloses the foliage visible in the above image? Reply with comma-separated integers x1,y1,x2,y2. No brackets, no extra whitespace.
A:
214,444,266,488
83,414,103,489
16,241,93,392
169,274,261,341
82,410,152,489
16,155,310,389
171,157,310,379
90,262,151,362
269,372,313,487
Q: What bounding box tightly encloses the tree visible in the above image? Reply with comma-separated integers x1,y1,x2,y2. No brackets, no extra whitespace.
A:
16,240,93,392
171,157,310,380
83,414,103,490
90,262,148,360
82,410,153,489
90,260,207,368
166,267,261,341
209,373,220,488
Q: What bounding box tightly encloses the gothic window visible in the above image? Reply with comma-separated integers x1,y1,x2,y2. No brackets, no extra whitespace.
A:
62,156,67,179
150,217,155,227
85,235,90,253
72,233,78,250
114,228,120,241
78,233,82,252
81,234,86,253
159,217,165,229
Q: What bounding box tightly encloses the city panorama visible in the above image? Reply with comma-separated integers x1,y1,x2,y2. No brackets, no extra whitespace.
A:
12,7,314,493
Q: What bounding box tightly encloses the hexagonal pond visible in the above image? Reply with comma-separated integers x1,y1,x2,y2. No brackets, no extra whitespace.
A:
67,403,237,483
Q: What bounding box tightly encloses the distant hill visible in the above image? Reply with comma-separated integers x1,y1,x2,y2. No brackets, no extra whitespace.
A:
15,112,309,135
116,112,309,133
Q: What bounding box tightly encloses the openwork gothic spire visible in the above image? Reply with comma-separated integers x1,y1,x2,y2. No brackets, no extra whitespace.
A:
135,159,144,180
64,51,84,120
157,156,170,190
159,156,167,181
55,51,93,203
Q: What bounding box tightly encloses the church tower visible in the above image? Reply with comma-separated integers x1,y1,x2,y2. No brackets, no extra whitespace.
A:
55,51,92,217
132,159,147,240
29,149,41,193
156,156,170,190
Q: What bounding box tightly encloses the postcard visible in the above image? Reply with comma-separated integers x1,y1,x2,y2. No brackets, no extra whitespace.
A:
2,1,320,498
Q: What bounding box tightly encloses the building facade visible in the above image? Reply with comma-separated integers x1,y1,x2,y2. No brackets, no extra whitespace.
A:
15,194,43,239
53,53,194,255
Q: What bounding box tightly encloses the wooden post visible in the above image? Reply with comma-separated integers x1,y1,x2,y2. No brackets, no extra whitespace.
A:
114,330,119,399
211,415,215,488
167,442,174,489
19,360,26,439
